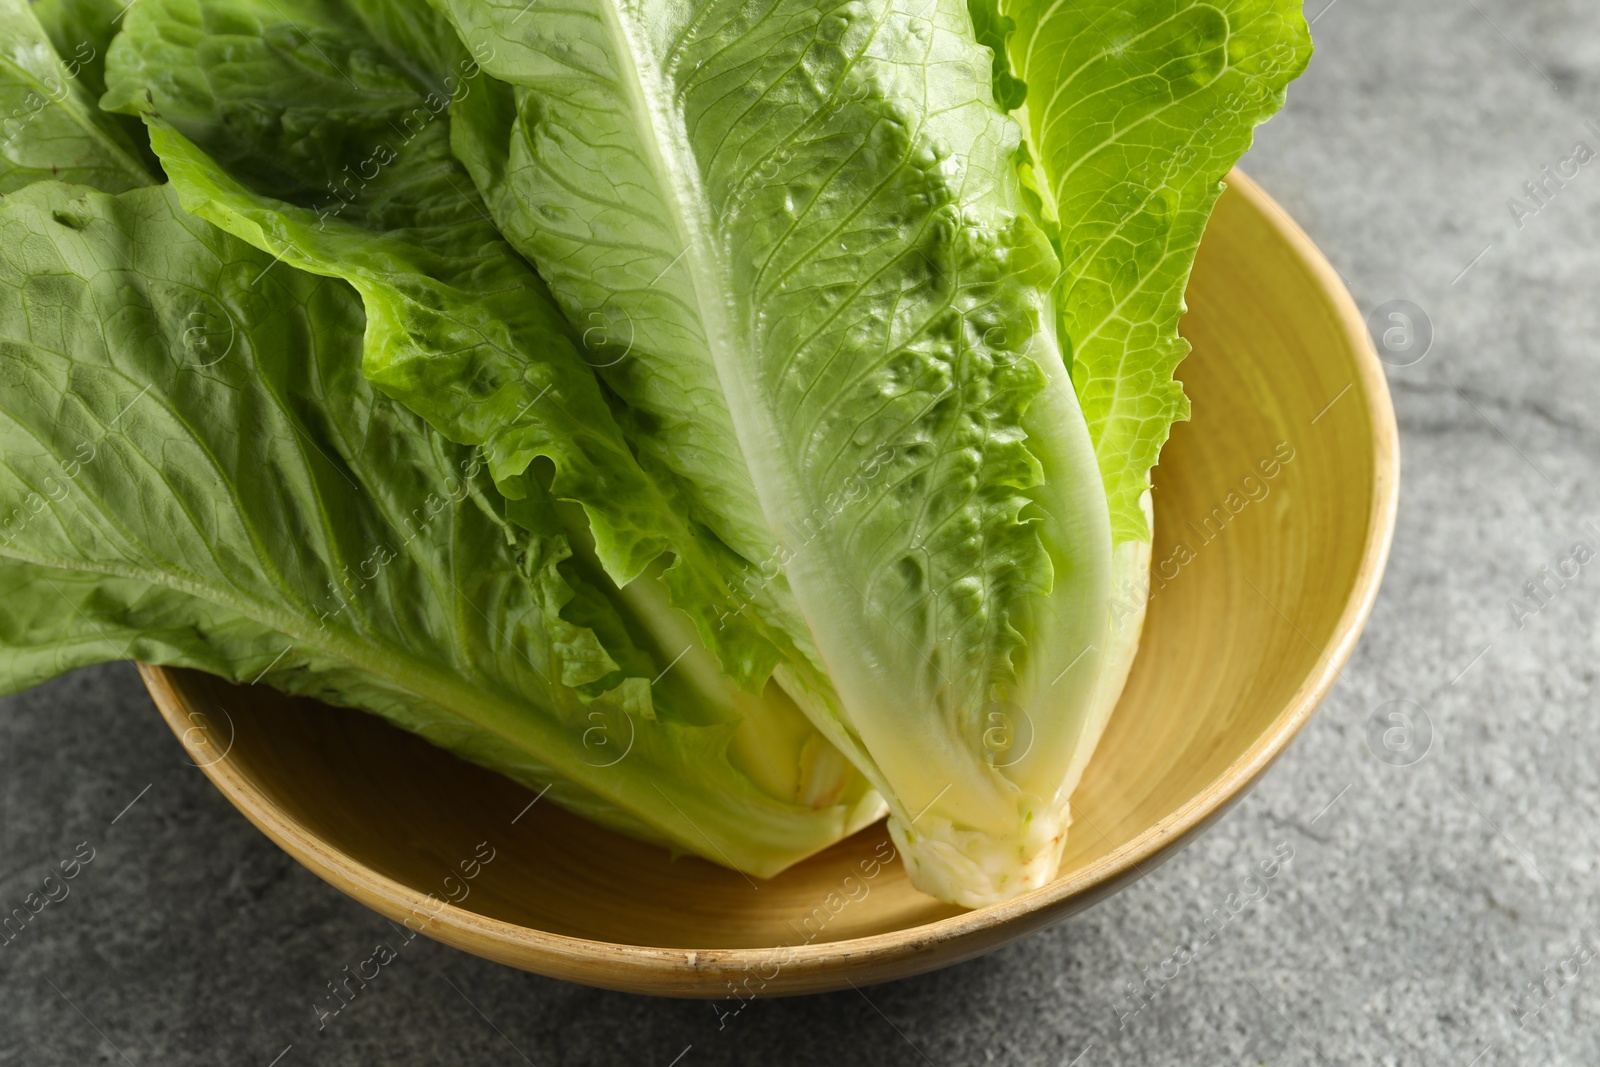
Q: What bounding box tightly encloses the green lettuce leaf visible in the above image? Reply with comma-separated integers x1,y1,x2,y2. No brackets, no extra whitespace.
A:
0,179,879,875
425,0,1118,906
969,0,1310,821
0,0,153,191
30,0,161,168
994,0,1312,545
101,0,818,695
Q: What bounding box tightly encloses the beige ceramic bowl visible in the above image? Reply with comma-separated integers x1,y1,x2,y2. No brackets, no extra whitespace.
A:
140,170,1398,997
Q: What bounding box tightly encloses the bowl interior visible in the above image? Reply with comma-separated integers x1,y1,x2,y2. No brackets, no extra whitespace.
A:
145,172,1394,990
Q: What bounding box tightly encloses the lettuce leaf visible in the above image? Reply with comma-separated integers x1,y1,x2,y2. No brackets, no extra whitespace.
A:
30,0,162,171
97,0,883,858
0,0,153,191
952,0,1311,828
0,178,880,874
419,0,1122,906
101,0,826,697
994,0,1312,545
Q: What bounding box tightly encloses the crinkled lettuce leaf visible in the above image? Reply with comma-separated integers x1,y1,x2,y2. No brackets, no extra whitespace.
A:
96,0,880,856
0,178,879,874
100,0,802,696
991,0,1312,545
970,0,1311,816
421,0,1123,907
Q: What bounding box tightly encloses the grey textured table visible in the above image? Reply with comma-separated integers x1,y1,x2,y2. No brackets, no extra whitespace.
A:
5,1,1599,1063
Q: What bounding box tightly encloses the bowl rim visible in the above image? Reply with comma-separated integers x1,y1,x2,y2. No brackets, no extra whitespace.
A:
140,168,1400,993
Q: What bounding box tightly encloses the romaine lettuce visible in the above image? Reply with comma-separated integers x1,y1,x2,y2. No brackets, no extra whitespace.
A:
0,0,1308,908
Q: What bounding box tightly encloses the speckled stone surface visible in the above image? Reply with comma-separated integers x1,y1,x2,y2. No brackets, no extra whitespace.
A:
6,1,1600,1063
